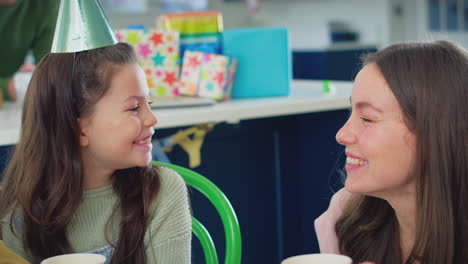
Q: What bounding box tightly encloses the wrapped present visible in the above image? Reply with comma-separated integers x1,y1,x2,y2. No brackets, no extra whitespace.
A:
179,51,202,96
180,51,237,101
222,57,238,101
116,29,180,99
157,11,223,59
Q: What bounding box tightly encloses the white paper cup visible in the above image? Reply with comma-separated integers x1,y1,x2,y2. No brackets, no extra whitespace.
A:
40,253,106,264
281,253,352,264
13,72,32,103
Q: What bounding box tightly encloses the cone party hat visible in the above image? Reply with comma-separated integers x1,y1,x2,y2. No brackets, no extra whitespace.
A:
51,0,117,53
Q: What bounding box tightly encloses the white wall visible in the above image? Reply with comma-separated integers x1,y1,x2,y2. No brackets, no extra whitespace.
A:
389,0,419,42
209,0,390,49
103,0,467,49
104,0,391,49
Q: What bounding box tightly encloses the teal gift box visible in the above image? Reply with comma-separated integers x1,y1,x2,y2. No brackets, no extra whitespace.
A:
223,27,291,98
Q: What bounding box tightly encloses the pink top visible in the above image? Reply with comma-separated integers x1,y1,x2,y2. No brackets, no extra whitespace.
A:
314,188,353,254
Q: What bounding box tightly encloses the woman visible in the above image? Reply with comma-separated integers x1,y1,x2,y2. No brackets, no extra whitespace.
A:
315,40,468,264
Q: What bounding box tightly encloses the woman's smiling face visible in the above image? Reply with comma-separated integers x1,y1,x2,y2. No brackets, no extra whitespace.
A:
336,63,417,199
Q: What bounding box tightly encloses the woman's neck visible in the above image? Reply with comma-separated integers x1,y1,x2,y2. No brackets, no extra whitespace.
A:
384,188,417,263
399,216,416,262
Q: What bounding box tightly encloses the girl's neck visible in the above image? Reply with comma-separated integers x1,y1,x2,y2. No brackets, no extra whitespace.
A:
81,153,114,190
83,170,113,190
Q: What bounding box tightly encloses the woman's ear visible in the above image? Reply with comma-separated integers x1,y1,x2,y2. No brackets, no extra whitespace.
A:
77,118,90,147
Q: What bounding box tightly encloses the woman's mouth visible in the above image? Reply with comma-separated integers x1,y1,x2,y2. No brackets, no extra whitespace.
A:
345,155,368,172
346,157,368,165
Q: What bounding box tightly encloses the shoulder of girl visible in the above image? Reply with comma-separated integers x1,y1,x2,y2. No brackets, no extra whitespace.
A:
148,165,188,212
1,209,25,233
156,165,187,189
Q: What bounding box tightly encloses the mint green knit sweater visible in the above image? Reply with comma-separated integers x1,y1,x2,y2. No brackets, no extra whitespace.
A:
2,166,192,263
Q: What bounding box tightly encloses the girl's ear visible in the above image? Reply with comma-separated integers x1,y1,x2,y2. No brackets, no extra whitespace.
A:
77,118,90,147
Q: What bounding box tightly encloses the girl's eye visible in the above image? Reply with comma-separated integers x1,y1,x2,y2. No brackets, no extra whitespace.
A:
360,117,373,123
148,101,154,106
129,106,139,111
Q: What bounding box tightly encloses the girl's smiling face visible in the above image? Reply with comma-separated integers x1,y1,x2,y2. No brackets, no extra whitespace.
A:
79,63,157,182
336,63,417,199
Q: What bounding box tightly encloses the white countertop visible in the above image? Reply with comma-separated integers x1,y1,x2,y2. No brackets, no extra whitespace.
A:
0,80,352,146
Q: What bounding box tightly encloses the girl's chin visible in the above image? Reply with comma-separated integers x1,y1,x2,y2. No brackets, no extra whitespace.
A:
135,159,152,167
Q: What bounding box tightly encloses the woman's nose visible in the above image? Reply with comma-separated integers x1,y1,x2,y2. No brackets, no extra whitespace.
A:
336,120,356,146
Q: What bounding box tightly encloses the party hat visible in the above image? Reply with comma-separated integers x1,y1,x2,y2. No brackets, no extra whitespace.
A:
51,0,118,53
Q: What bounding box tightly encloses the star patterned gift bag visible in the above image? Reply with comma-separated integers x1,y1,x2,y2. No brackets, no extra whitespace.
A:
180,50,237,101
116,29,180,99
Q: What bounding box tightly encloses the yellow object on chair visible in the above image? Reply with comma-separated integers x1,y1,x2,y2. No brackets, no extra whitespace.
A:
0,241,28,264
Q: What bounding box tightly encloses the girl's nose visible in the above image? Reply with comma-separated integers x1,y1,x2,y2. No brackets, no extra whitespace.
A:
144,109,158,127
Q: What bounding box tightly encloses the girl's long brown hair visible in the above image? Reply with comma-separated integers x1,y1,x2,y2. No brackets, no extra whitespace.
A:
0,43,161,264
335,40,468,264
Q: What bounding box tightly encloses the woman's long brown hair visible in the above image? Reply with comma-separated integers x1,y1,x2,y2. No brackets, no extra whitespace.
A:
0,43,161,264
335,40,468,264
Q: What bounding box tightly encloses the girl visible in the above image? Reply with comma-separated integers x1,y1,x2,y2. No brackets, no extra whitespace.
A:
315,40,468,263
0,43,191,264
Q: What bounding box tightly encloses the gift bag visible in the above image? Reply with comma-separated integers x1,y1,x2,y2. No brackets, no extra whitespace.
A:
116,29,180,99
223,27,291,98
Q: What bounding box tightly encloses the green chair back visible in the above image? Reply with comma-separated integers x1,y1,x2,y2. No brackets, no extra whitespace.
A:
153,161,242,264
